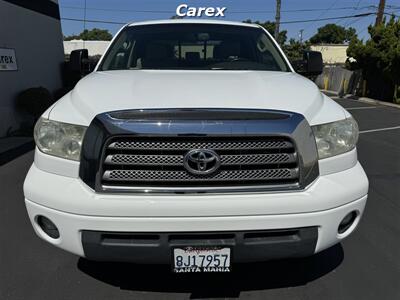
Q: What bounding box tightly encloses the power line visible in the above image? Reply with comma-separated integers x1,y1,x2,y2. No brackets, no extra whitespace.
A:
356,11,399,37
60,13,377,26
276,5,375,13
355,0,364,9
61,17,126,25
344,14,370,28
343,0,364,26
303,0,340,31
231,5,397,14
60,5,379,15
280,12,376,24
61,6,172,14
384,12,400,17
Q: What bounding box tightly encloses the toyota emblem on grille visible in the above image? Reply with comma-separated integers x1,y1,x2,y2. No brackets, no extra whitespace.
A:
183,149,221,175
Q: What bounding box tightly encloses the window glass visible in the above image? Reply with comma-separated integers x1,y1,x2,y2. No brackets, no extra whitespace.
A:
100,24,289,72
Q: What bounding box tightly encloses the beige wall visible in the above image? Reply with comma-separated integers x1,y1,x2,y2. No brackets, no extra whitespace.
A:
311,45,348,65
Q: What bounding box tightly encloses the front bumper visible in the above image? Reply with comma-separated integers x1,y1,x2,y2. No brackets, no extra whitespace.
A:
25,195,366,262
24,160,368,262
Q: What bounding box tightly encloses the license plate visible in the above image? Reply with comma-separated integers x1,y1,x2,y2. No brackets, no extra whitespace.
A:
173,247,231,273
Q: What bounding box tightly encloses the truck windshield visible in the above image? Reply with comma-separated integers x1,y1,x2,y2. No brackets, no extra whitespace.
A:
99,24,290,72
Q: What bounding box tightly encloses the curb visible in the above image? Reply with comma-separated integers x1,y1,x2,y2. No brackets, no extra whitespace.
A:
321,90,400,109
343,95,400,109
320,89,338,97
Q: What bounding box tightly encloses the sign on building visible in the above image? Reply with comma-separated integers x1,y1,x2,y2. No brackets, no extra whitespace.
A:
0,48,18,71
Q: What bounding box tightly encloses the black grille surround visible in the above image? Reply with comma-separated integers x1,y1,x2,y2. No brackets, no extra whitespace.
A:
79,108,319,194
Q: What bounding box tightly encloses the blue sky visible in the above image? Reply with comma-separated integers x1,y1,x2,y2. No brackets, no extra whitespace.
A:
59,0,400,42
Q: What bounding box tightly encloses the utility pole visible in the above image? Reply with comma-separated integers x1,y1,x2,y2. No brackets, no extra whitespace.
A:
375,0,385,26
299,29,304,44
83,0,87,48
274,0,281,40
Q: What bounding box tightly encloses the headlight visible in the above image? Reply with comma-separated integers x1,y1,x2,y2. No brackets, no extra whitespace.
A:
312,117,359,159
34,118,87,161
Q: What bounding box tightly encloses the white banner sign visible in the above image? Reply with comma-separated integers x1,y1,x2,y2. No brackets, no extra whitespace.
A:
0,48,18,71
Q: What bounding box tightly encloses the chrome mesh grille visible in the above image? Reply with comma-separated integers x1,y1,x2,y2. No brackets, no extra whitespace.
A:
104,168,297,182
105,154,182,166
105,153,296,166
101,136,300,189
221,153,294,165
108,140,292,151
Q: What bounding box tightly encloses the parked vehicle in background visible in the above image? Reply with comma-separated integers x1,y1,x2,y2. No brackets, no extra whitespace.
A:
24,20,368,273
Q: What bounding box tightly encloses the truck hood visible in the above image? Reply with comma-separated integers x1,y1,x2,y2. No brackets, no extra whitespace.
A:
49,70,346,126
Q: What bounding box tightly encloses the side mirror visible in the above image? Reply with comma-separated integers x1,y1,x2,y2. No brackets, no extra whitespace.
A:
293,50,323,77
69,49,89,75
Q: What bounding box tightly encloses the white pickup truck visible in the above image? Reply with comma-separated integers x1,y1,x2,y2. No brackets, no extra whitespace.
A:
24,20,368,273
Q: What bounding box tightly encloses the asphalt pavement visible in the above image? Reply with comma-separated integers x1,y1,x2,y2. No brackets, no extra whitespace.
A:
0,97,399,300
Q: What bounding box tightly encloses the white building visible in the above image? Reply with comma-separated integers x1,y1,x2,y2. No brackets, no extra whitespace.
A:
64,40,111,57
0,0,64,137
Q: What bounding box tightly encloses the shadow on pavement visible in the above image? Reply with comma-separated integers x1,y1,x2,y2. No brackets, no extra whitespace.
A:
77,244,343,298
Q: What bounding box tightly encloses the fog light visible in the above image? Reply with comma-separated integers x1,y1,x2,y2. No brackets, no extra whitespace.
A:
37,216,60,239
338,211,357,234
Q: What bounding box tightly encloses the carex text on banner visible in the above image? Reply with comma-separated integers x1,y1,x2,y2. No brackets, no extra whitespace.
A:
176,4,227,17
0,48,18,71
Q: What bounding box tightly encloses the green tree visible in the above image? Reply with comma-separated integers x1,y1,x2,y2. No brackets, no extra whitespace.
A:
347,16,400,102
283,39,311,62
64,28,113,41
310,24,357,44
243,19,287,45
243,20,309,61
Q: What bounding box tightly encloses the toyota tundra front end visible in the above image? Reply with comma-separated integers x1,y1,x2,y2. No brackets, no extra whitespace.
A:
24,20,368,273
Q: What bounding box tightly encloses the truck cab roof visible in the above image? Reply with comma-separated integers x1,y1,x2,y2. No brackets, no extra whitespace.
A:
127,19,261,29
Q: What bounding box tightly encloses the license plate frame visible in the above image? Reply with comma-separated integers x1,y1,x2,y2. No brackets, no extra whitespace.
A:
172,246,232,273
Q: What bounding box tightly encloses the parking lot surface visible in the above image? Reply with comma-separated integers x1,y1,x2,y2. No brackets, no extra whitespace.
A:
1,97,399,300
